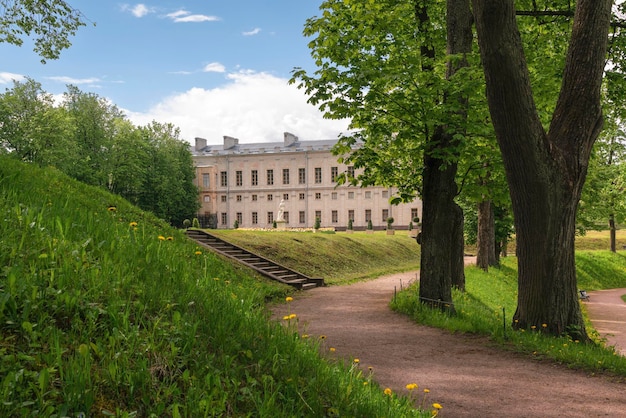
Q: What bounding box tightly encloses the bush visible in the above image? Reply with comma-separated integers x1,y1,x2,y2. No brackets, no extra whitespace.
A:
314,217,321,230
183,218,191,229
348,219,353,230
233,219,239,229
192,217,200,228
386,217,394,229
408,222,413,231
367,219,373,230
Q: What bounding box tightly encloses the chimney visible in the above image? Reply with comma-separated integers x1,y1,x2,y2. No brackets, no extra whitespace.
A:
284,132,298,147
223,136,239,149
195,137,207,151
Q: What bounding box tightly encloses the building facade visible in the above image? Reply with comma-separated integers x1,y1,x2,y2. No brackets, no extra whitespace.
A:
191,132,422,230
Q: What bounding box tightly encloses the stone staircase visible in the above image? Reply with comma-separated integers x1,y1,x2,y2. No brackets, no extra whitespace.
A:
186,229,324,290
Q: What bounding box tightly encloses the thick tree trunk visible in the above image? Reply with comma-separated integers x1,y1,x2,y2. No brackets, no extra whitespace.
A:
609,214,616,253
477,200,497,270
472,0,611,339
418,0,472,307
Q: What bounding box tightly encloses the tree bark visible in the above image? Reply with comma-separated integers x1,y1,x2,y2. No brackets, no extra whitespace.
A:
609,214,616,253
477,200,497,270
472,0,611,339
418,0,472,307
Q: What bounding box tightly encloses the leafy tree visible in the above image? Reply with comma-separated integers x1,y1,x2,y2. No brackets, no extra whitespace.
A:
472,0,613,338
0,0,87,62
0,78,74,167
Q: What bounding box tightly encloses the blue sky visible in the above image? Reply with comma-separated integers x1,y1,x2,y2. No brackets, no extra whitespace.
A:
0,1,350,144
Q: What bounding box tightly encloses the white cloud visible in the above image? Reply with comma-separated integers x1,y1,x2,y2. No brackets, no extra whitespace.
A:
0,72,25,84
122,4,153,18
125,71,350,144
166,9,219,23
203,62,226,73
46,76,102,85
243,28,261,36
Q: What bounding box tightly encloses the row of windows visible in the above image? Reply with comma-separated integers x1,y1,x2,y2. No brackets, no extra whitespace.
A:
206,190,388,203
220,208,419,226
206,166,356,188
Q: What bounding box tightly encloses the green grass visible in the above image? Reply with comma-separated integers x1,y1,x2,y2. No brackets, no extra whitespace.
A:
391,256,626,377
208,229,421,284
0,157,426,417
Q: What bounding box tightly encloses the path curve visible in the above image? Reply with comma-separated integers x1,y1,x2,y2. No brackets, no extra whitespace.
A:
271,267,626,417
587,288,626,356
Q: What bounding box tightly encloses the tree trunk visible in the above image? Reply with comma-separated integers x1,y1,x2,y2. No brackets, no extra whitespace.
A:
472,0,611,339
418,0,472,308
451,203,466,290
477,200,497,270
609,214,616,253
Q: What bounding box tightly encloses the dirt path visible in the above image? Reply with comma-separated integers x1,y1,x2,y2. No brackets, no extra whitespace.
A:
587,288,626,356
271,267,626,417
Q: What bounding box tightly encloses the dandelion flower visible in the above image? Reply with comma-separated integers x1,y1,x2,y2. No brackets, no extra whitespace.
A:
433,403,442,410
363,381,369,386
107,206,116,212
406,383,418,391
319,335,326,340
531,325,537,330
129,221,138,227
353,358,360,364
158,235,166,241
302,334,309,339
166,236,174,241
542,323,548,328
288,313,297,320
286,296,293,302
194,251,202,255
329,347,336,352
423,389,430,393
368,366,373,372
383,388,392,396
283,315,290,321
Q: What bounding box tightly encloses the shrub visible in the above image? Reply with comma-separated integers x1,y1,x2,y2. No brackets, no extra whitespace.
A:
192,217,200,228
234,219,239,229
314,217,321,230
348,219,353,230
367,219,373,230
386,217,394,229
408,222,413,231
183,218,191,229
273,220,277,228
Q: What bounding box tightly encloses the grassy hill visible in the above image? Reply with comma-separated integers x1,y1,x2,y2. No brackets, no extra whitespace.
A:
0,157,423,417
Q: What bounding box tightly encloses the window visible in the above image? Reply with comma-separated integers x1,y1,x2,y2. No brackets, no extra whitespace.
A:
299,211,305,223
331,192,337,200
331,166,338,182
267,169,274,185
348,191,354,199
365,191,372,199
315,192,321,200
283,168,290,185
236,195,242,202
315,210,322,224
347,166,355,178
202,173,210,188
411,208,419,220
382,209,389,222
315,167,322,183
299,168,306,184
252,212,258,224
299,193,305,200
220,171,228,187
221,212,227,225
221,195,227,202
252,194,258,201
203,195,210,202
267,212,274,224
236,212,242,224
267,194,273,201
332,210,338,223
283,193,289,201
251,170,258,186
236,170,243,186
284,211,290,224
382,190,389,198
365,209,372,222
348,210,355,222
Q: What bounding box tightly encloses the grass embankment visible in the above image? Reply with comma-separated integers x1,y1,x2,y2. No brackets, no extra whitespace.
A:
0,157,425,417
208,229,420,285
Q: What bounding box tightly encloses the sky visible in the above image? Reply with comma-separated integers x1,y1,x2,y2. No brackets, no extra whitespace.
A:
0,1,351,145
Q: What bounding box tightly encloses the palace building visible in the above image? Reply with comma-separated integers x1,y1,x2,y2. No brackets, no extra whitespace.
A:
191,132,422,230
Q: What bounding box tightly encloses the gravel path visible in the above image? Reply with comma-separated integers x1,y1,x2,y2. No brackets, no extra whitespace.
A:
271,267,626,417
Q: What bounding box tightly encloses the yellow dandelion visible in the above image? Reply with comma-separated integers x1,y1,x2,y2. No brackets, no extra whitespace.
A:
195,251,202,255
423,389,430,393
530,325,537,330
542,323,548,328
353,358,360,364
107,206,116,212
368,366,373,372
319,335,326,340
406,383,418,391
166,236,174,241
329,347,336,352
158,235,166,241
286,296,293,302
283,315,290,321
288,313,297,319
363,381,369,386
129,221,138,227
383,388,392,396
433,403,442,410
302,334,309,339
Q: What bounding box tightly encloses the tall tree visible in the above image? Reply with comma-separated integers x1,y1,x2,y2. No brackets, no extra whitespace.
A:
0,0,87,62
472,0,612,338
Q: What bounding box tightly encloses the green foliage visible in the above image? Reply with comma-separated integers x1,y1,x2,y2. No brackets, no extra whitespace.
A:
392,254,626,375
347,218,353,230
386,217,394,229
0,0,87,62
314,217,321,230
182,218,191,229
192,217,199,228
0,157,424,416
233,219,239,229
368,219,373,230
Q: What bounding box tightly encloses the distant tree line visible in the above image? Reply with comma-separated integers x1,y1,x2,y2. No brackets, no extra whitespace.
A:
0,78,200,226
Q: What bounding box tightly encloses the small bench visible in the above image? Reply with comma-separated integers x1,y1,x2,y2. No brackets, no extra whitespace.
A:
579,290,590,301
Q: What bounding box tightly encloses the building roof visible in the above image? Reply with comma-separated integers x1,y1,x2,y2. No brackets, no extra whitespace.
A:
192,132,358,156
